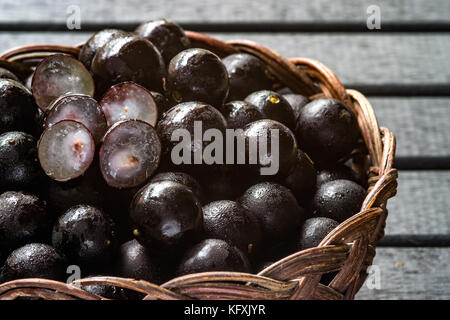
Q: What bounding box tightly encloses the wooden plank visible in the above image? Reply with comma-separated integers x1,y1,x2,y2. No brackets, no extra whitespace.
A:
210,33,450,87
356,248,450,299
372,98,450,157
1,32,450,88
0,32,88,52
385,171,450,236
0,0,449,24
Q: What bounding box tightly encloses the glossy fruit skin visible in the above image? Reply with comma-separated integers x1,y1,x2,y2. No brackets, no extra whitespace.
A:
297,217,339,250
24,72,33,90
0,68,20,82
219,100,264,129
167,48,229,106
52,205,117,269
282,93,309,122
312,179,366,222
150,91,172,120
157,102,227,155
156,101,227,175
202,200,262,256
34,107,45,138
135,19,191,65
176,239,251,276
0,131,43,192
238,182,306,243
244,90,296,131
79,29,130,69
222,53,274,101
316,164,360,187
91,35,166,97
0,243,66,283
150,171,205,204
295,98,360,164
0,191,49,251
129,181,203,256
282,149,317,205
0,79,39,136
242,119,298,178
114,239,161,284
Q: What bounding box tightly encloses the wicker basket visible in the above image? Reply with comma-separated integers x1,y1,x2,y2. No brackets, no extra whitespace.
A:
0,31,397,300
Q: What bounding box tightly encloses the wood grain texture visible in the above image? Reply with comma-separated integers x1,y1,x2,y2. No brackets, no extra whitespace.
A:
372,98,450,157
356,248,450,299
0,0,448,24
210,33,450,86
1,32,449,87
385,171,450,235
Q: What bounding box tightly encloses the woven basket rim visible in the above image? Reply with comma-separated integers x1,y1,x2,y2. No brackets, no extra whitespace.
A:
0,30,398,300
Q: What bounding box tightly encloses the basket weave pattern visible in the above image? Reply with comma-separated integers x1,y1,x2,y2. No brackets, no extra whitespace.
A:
0,31,398,300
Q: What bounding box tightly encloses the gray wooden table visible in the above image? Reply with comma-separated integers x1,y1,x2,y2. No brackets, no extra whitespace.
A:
1,0,449,299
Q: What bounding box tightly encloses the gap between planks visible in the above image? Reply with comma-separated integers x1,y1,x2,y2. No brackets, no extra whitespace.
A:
1,0,449,25
356,247,450,300
1,22,450,33
378,235,450,247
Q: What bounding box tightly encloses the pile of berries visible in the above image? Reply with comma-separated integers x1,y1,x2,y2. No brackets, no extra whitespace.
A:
0,19,366,298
